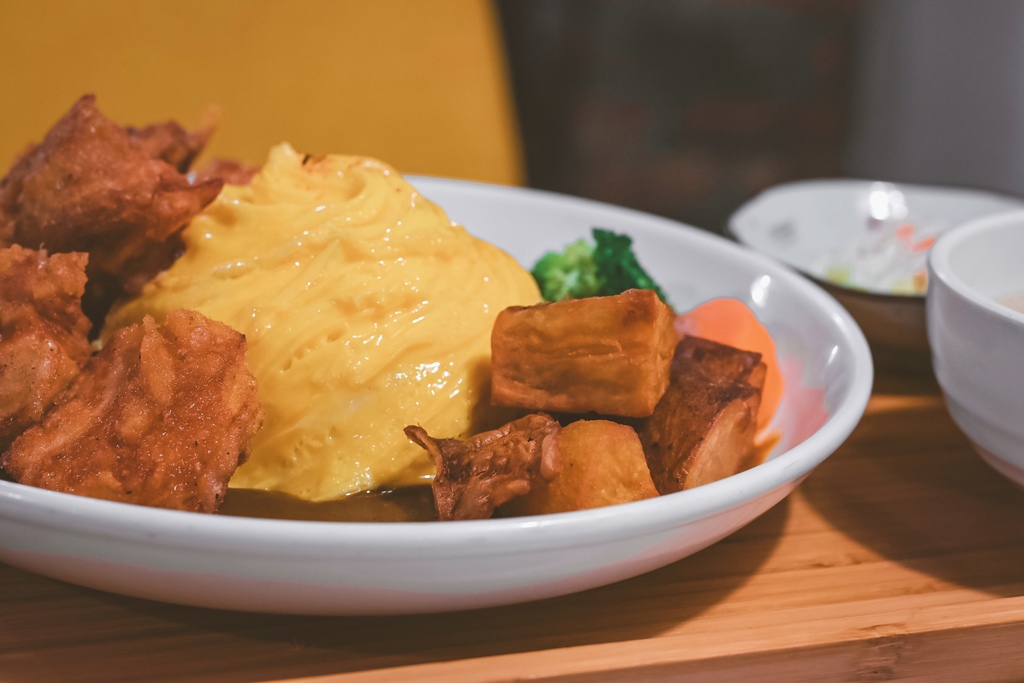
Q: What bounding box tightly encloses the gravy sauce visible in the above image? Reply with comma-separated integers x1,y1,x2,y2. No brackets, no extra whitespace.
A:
219,486,437,522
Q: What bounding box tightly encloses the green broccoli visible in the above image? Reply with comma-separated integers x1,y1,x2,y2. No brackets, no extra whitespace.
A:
531,228,668,303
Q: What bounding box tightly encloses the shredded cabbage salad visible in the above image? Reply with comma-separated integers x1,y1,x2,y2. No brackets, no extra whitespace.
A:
820,220,939,295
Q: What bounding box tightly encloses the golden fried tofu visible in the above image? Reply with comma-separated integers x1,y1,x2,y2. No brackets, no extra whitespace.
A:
404,413,561,521
491,289,676,418
1,309,262,513
0,245,91,448
639,336,764,493
0,95,222,320
501,419,658,516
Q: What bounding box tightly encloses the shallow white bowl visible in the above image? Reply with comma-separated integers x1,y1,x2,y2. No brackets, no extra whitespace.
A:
729,179,1024,369
0,178,873,615
928,210,1024,489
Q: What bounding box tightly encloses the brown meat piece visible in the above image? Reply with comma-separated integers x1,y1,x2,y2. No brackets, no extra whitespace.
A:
491,289,677,418
405,413,561,521
195,158,259,185
127,120,212,172
1,309,263,513
0,245,91,448
638,336,764,494
0,95,222,314
674,334,767,389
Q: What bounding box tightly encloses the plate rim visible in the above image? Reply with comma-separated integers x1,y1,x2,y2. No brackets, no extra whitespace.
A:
0,177,874,559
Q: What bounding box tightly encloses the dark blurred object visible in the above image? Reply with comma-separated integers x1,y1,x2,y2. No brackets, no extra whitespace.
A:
498,0,862,233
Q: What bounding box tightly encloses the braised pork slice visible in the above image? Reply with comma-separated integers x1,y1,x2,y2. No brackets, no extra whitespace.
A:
404,413,561,521
638,336,765,494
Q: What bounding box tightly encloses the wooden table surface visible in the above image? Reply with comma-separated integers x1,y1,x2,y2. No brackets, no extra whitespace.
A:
3,368,1024,682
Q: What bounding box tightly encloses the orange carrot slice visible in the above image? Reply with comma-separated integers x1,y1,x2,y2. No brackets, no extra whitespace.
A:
675,298,783,431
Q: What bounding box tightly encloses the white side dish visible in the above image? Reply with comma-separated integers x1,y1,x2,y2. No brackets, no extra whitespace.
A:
729,179,1024,366
729,179,1024,296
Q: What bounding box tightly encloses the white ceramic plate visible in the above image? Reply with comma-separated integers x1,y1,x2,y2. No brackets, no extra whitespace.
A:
0,179,873,615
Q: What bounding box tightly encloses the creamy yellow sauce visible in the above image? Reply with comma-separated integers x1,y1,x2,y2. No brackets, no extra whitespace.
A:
106,144,540,501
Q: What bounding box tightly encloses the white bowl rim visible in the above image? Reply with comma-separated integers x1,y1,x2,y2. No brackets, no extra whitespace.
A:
732,178,1024,219
729,177,1024,301
928,208,1024,327
0,177,875,560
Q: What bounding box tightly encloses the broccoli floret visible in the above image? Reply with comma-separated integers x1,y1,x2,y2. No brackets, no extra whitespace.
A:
531,228,668,303
591,228,668,301
530,238,601,301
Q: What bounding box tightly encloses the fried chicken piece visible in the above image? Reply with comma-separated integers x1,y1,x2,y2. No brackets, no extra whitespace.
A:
195,158,259,185
1,309,262,513
127,119,212,172
0,95,222,315
0,245,91,448
404,413,561,521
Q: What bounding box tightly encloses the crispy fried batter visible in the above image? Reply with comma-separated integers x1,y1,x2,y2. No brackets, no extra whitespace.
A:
0,95,222,316
638,336,763,494
491,289,677,418
195,158,259,185
127,120,212,172
0,245,91,448
404,413,561,521
1,309,263,513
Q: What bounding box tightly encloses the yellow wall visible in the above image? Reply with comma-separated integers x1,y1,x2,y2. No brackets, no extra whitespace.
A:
0,0,523,184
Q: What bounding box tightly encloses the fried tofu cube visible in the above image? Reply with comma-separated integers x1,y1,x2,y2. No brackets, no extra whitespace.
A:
638,336,764,493
491,289,676,418
501,419,658,516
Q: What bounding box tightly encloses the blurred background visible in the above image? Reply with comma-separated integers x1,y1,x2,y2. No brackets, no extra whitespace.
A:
1,0,1022,234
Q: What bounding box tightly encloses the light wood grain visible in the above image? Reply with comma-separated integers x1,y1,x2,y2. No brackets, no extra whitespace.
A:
3,370,1024,682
